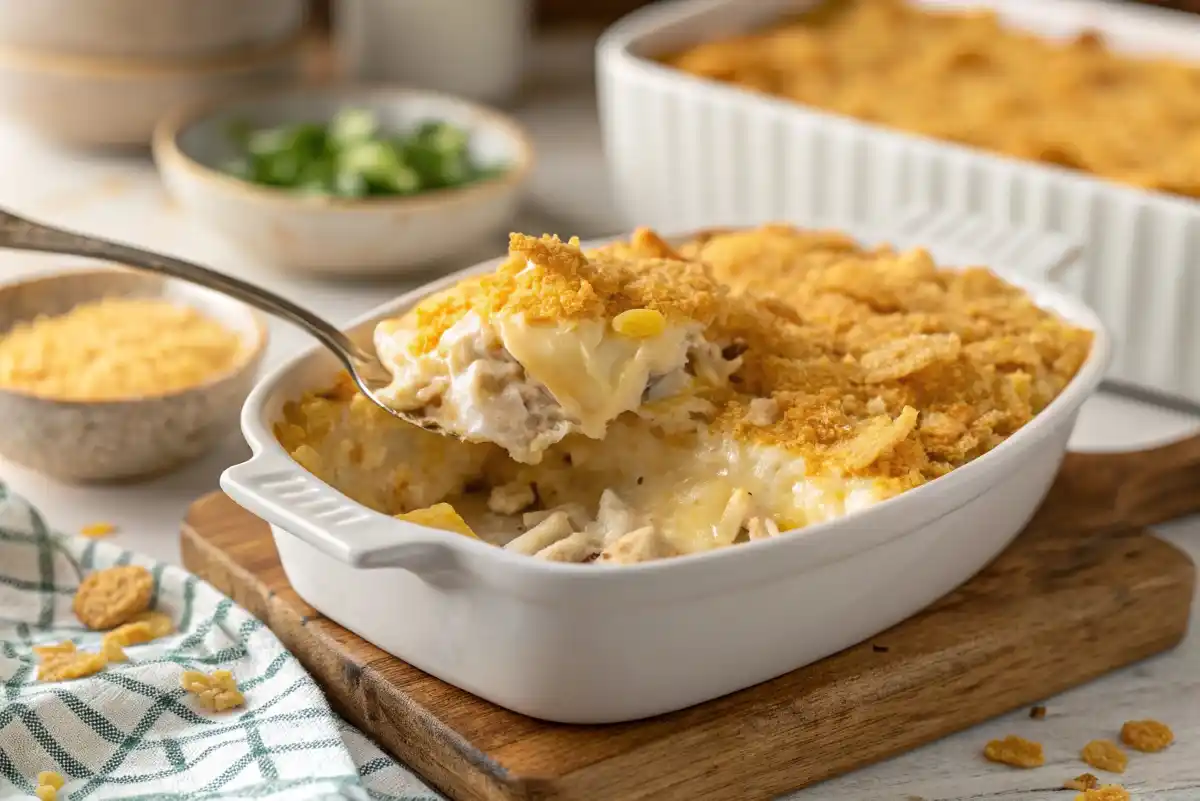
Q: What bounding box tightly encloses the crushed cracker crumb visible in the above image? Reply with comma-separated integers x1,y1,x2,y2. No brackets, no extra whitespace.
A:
406,233,724,356
101,611,174,663
72,565,154,631
1121,719,1173,752
1029,705,1047,720
1081,739,1128,773
181,669,245,712
0,297,245,400
34,641,107,682
80,522,116,538
1076,786,1129,801
35,770,64,799
37,772,64,790
1065,774,1100,792
983,735,1044,768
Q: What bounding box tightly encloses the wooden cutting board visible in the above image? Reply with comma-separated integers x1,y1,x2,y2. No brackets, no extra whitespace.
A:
181,435,1200,801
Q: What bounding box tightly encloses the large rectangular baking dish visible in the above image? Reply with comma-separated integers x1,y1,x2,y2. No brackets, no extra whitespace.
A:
221,217,1109,725
597,0,1200,404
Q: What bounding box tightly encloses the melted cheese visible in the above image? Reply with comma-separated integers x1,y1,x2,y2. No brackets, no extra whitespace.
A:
497,316,696,439
373,310,706,463
516,421,897,556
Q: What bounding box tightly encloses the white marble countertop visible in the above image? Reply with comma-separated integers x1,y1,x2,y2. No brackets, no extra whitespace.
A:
0,35,1198,801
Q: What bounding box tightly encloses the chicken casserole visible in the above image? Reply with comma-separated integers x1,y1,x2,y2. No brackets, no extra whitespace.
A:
276,225,1093,566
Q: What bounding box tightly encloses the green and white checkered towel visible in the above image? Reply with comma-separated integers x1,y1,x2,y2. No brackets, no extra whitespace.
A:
0,482,442,801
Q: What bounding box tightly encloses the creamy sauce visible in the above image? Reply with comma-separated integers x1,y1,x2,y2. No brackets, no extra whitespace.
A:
373,310,711,464
497,315,696,439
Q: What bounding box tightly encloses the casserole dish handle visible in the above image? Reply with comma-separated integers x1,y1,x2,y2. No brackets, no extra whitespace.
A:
221,454,458,572
880,208,1082,285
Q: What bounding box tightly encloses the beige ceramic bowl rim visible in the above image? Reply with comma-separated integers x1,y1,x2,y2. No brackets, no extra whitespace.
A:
152,83,536,213
0,27,307,78
0,266,269,406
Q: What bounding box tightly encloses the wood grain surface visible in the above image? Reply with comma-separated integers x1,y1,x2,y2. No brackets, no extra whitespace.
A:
180,435,1200,801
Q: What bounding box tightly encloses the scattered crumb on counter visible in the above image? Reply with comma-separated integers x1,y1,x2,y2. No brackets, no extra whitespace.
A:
1075,786,1129,801
80,522,116,538
1065,774,1100,791
1029,705,1046,720
1121,719,1174,752
1081,739,1128,773
983,735,1044,768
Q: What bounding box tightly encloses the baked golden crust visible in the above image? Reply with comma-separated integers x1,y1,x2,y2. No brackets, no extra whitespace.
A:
616,224,1093,479
297,225,1093,486
404,233,726,356
665,0,1200,199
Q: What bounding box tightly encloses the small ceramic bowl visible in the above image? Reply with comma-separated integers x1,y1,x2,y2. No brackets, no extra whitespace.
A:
152,85,534,275
0,0,305,59
0,268,268,483
0,32,304,148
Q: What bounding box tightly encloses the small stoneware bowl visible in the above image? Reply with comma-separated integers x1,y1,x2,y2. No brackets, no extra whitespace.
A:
0,32,304,148
0,0,305,59
0,268,268,483
152,85,534,275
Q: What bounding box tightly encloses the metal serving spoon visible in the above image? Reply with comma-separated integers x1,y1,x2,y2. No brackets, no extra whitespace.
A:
0,207,447,433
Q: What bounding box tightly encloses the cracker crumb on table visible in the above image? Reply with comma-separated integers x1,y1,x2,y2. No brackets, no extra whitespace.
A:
983,735,1044,768
1029,704,1046,720
1121,719,1174,752
72,565,154,630
1081,739,1128,773
1065,773,1100,791
1076,786,1129,801
79,522,116,538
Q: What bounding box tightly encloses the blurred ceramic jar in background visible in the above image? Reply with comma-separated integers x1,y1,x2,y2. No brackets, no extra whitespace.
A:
0,0,305,59
0,0,306,147
334,0,532,105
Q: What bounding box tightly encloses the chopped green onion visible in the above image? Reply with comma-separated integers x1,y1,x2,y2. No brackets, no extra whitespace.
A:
219,108,508,199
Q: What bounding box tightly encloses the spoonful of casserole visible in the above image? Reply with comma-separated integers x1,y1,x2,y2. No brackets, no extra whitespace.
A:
371,232,744,464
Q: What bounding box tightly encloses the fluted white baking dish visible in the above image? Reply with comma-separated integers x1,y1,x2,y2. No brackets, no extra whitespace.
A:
221,215,1109,724
598,0,1200,404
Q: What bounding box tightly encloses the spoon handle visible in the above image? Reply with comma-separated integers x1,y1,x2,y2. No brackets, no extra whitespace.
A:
0,207,376,370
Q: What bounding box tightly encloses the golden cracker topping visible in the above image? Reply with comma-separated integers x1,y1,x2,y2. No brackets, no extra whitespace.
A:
665,0,1200,199
405,233,725,355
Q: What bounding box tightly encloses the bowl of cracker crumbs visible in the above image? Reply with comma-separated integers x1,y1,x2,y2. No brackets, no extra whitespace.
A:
0,266,267,481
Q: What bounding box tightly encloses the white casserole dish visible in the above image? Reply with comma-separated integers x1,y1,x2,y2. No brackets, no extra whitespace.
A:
221,215,1110,724
597,0,1200,405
